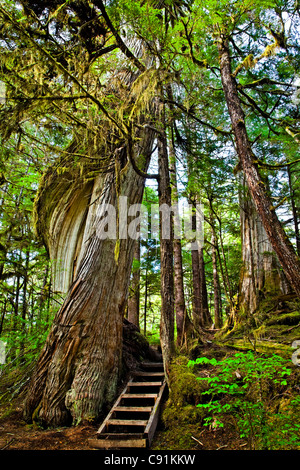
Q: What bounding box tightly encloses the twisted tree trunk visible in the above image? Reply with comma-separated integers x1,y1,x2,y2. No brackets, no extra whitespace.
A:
23,129,155,427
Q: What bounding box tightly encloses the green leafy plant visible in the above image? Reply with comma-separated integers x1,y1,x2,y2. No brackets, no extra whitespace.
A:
188,352,299,449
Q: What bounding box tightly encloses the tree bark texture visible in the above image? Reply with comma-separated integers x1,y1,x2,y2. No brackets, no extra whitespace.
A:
169,139,186,346
127,239,141,328
287,166,300,257
238,176,291,316
218,38,300,298
190,204,210,329
158,127,175,376
23,128,155,427
211,226,222,329
199,246,211,327
191,240,202,330
35,170,95,302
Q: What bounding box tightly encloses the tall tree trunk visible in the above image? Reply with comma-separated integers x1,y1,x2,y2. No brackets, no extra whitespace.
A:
158,125,175,376
219,225,233,304
23,129,155,427
127,240,140,329
199,246,211,327
143,267,148,337
190,203,202,331
218,37,300,298
208,201,233,310
190,199,210,329
20,250,29,363
287,166,300,257
10,268,21,362
211,225,222,329
237,176,291,317
0,298,6,336
169,135,186,346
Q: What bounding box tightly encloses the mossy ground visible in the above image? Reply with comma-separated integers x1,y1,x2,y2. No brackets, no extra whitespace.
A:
152,325,300,452
151,354,247,450
1,296,300,450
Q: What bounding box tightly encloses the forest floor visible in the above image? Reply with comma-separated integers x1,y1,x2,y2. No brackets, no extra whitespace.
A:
1,293,300,452
0,339,249,452
0,398,246,451
0,404,96,450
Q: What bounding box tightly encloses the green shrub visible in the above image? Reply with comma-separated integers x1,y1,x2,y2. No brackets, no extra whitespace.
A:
188,351,300,449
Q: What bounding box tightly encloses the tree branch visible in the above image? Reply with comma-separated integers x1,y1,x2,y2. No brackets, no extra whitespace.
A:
238,77,294,90
126,139,159,180
94,0,146,73
0,5,128,138
164,98,231,136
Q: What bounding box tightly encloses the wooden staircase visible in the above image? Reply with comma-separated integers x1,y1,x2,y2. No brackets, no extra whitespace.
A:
89,362,166,449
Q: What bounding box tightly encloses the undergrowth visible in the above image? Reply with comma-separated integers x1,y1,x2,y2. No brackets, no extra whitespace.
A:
157,351,300,450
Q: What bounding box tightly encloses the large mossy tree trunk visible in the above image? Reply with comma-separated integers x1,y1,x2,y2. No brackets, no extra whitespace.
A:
23,129,155,427
238,176,291,319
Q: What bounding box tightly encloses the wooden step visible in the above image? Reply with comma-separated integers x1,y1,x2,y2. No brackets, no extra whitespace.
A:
107,419,148,426
89,438,147,449
91,362,167,450
97,433,144,440
141,362,164,368
128,381,163,387
133,371,165,377
121,393,158,399
114,406,152,412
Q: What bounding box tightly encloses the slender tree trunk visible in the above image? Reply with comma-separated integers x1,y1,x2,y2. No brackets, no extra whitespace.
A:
169,135,186,346
207,192,233,311
23,129,155,427
210,217,233,309
20,250,29,363
10,269,21,362
211,226,222,328
218,37,300,298
143,268,148,337
190,198,211,329
127,240,140,329
0,298,6,336
190,204,202,331
199,246,211,327
287,166,300,256
217,217,234,305
158,124,175,376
